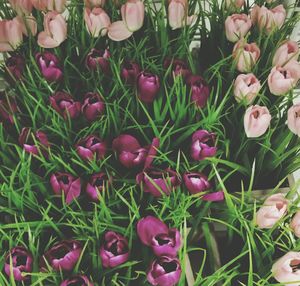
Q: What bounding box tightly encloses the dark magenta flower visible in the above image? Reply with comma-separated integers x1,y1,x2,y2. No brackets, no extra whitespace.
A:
4,246,33,282
5,55,25,80
50,172,81,204
99,231,130,268
60,275,93,286
36,52,63,83
137,216,181,257
136,168,181,197
112,134,159,168
190,130,217,161
86,172,111,202
137,72,160,103
202,191,225,202
163,58,191,80
183,172,211,194
42,240,82,272
82,92,105,122
76,135,107,161
121,61,140,84
0,93,18,124
50,91,81,120
86,49,110,75
186,75,210,108
147,256,182,286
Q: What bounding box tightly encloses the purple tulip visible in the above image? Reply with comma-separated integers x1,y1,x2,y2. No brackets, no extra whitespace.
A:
183,172,211,194
86,172,111,202
86,49,110,75
190,130,217,161
0,93,18,124
137,72,160,103
60,275,93,286
4,246,33,282
18,127,50,156
76,135,107,161
42,240,82,272
82,92,105,122
36,52,63,83
136,168,181,197
50,91,81,120
137,216,181,257
50,172,81,204
5,55,25,80
147,256,182,286
186,75,210,108
163,58,191,80
121,61,140,84
99,231,130,268
202,191,225,202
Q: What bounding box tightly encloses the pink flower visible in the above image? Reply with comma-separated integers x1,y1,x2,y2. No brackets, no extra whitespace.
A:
0,18,23,52
16,15,37,36
291,211,300,238
287,104,300,137
8,0,33,15
31,0,47,10
225,14,252,42
273,40,299,67
244,105,271,138
32,0,66,13
84,7,111,37
225,0,244,9
38,12,67,48
84,0,105,8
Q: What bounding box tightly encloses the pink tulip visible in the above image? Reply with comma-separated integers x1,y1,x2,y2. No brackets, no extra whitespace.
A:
291,211,300,238
38,12,67,48
85,0,106,8
250,5,260,25
233,40,260,72
0,18,23,52
233,73,261,104
8,0,33,15
256,193,288,229
84,7,111,37
225,14,252,43
32,0,66,12
273,40,299,67
244,105,271,138
225,0,244,9
287,104,300,137
31,0,47,10
16,15,37,36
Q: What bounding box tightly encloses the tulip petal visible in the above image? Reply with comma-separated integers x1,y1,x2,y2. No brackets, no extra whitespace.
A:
108,21,133,41
37,31,59,48
112,134,141,153
202,191,225,201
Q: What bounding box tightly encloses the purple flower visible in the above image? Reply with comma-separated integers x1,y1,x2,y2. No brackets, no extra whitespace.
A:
5,55,25,80
186,75,210,108
42,240,82,272
121,61,140,84
86,49,110,75
183,172,211,194
82,92,105,122
4,246,33,282
112,134,159,169
99,231,130,268
137,72,160,103
60,275,93,286
137,216,181,257
202,191,225,202
136,168,181,198
36,52,63,83
163,58,191,80
0,93,18,124
76,135,107,161
50,91,81,120
147,256,182,286
190,130,217,161
86,172,111,202
50,172,81,204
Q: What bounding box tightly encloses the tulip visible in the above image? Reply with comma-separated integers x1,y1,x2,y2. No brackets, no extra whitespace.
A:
137,72,160,103
31,0,47,10
76,135,107,161
99,231,130,268
163,58,191,80
186,75,210,108
183,172,211,194
49,91,81,120
136,168,181,197
272,252,300,286
0,18,23,52
290,211,300,238
288,104,300,137
0,94,18,124
5,55,25,81
16,15,37,37
38,12,67,49
36,52,63,83
86,49,111,74
121,61,140,84
82,92,105,122
84,0,105,8
8,0,33,15
84,7,111,37
255,193,288,229
147,256,182,286
137,216,181,257
225,0,244,10
273,40,299,67
60,275,94,286
233,40,260,72
190,130,217,160
32,0,66,12
250,5,260,24
50,172,81,204
233,73,261,104
42,241,82,271
225,14,252,43
202,191,225,202
244,105,271,138
4,246,33,281
86,172,110,202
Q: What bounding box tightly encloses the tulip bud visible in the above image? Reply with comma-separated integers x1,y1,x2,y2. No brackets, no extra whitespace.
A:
121,0,144,32
76,135,107,161
183,172,211,194
84,7,111,37
82,92,105,122
60,275,94,286
202,191,225,202
190,130,217,160
290,211,300,238
8,0,33,15
50,172,81,204
273,40,299,67
163,58,192,80
4,246,33,282
99,231,130,268
225,14,251,43
5,55,25,81
0,18,23,52
121,61,140,84
186,75,210,108
137,72,160,103
31,0,47,10
86,49,111,74
0,93,18,124
288,104,300,137
16,15,37,36
86,172,111,202
32,0,67,12
84,0,105,8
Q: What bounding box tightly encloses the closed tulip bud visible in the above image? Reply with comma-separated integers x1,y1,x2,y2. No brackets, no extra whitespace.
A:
137,216,181,257
250,5,260,25
163,58,191,80
32,0,66,12
290,211,300,238
99,231,130,268
50,172,81,204
86,49,111,74
6,55,25,81
0,93,18,124
202,191,225,202
186,75,210,108
121,61,140,84
225,14,251,43
82,92,105,122
147,256,181,286
137,72,160,103
183,172,211,194
16,15,37,37
273,40,299,67
86,172,111,202
287,104,300,137
84,7,111,37
76,135,107,161
4,246,33,282
190,130,217,160
225,0,244,10
60,275,94,286
0,18,23,52
84,0,105,8
8,0,33,15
